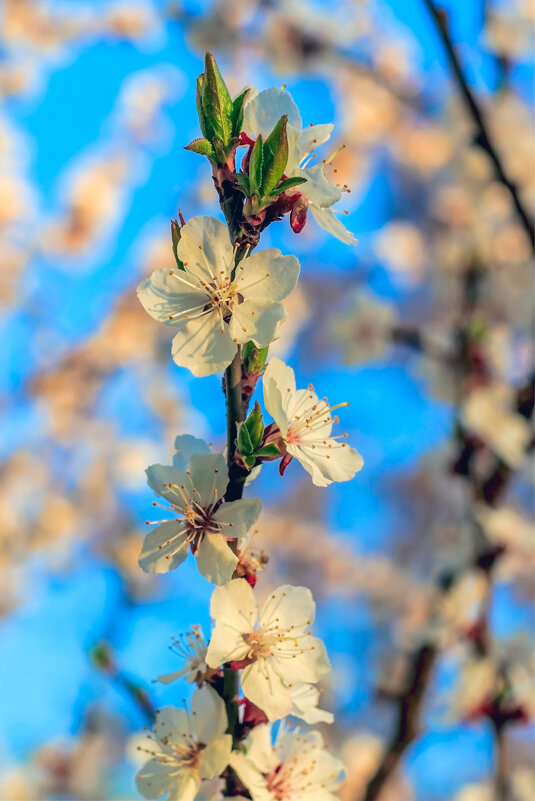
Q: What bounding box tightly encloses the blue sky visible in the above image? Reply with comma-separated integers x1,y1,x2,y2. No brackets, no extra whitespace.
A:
1,1,532,798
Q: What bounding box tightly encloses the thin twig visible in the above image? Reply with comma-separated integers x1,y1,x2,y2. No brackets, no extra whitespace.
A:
421,0,535,251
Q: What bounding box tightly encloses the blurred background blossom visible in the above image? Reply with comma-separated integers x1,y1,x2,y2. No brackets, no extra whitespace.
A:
0,1,533,799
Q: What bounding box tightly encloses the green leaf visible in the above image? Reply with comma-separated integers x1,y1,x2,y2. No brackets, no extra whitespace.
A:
235,173,251,197
184,137,214,158
261,115,288,196
249,134,264,196
244,401,264,451
195,73,211,140
242,454,257,470
269,175,307,197
231,88,250,138
242,342,268,373
237,421,254,456
212,137,227,165
202,52,233,147
253,444,281,459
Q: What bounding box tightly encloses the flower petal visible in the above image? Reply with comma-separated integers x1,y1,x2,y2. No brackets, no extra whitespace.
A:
196,532,238,585
137,268,206,325
260,584,316,630
175,216,234,283
198,735,232,779
262,357,296,437
171,313,236,377
138,521,189,573
188,453,228,507
229,299,286,347
145,463,191,509
290,683,334,724
166,773,199,801
297,165,341,208
272,635,331,684
243,87,302,136
213,497,262,541
288,441,363,486
191,685,228,743
309,205,358,245
155,668,188,685
173,435,210,469
241,660,293,721
154,705,191,741
136,758,174,799
298,123,334,157
234,250,300,302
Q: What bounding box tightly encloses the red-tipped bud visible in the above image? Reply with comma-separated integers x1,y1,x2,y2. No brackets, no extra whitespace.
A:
290,196,308,233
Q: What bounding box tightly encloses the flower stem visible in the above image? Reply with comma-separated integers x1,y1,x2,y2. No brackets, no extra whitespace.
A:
222,348,250,796
224,348,248,504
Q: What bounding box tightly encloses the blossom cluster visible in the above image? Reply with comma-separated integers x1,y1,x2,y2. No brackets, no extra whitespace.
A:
133,54,363,800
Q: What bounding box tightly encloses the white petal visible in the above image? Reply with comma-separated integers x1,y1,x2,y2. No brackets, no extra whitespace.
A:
298,123,334,156
213,498,262,541
234,250,300,302
191,685,228,743
241,660,293,721
136,758,174,799
171,313,236,377
230,754,271,801
173,435,210,469
272,636,331,684
138,522,188,573
243,87,302,136
229,299,286,347
260,584,316,629
154,706,191,741
167,772,199,801
137,268,206,325
196,533,238,585
262,357,296,437
175,216,234,283
297,165,341,208
205,622,249,668
309,205,358,245
198,735,232,779
290,683,334,724
241,725,278,774
210,579,258,632
145,464,191,509
155,668,188,685
288,441,364,486
188,453,228,507
285,123,303,175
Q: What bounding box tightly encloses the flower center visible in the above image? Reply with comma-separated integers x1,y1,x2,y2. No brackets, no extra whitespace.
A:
266,764,291,800
286,395,349,444
243,630,277,660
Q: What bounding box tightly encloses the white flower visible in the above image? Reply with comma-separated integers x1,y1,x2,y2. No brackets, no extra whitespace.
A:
137,216,300,376
205,579,330,721
139,443,261,584
157,625,217,688
243,87,357,245
136,685,232,801
262,357,363,487
230,723,344,801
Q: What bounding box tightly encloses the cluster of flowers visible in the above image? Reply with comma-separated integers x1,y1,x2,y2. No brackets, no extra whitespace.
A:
133,54,363,800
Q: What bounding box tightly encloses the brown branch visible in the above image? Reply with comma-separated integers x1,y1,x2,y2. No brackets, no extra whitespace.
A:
421,0,535,252
363,646,437,801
